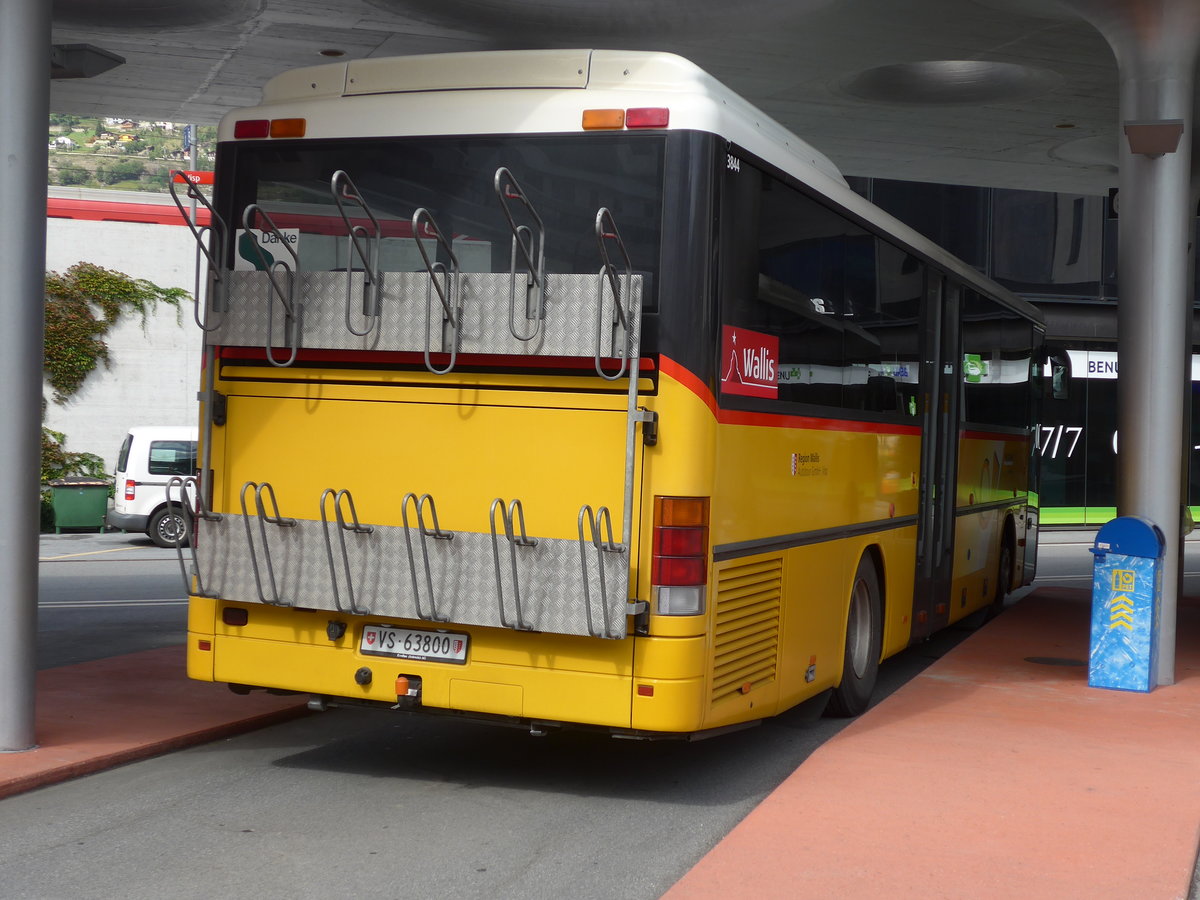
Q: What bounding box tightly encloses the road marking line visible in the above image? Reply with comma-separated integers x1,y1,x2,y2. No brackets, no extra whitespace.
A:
39,547,143,561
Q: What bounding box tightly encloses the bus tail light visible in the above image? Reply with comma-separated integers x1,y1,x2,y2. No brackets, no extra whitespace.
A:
124,479,136,501
652,496,709,616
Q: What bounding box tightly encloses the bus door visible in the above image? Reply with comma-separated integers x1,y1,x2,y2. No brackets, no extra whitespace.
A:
913,275,960,639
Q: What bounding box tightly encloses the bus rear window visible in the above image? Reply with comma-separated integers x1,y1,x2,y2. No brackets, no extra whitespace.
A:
222,134,663,312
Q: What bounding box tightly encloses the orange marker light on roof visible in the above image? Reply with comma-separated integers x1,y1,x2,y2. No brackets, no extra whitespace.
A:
270,118,307,138
582,109,625,130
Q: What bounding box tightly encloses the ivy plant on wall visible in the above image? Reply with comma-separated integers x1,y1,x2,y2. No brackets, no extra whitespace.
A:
42,262,188,481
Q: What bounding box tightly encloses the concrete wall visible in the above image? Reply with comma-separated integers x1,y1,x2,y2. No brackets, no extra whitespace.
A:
44,207,202,475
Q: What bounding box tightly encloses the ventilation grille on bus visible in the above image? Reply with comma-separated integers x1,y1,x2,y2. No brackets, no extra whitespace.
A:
711,557,782,705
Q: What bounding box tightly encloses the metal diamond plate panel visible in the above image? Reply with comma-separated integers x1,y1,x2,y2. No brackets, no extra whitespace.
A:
193,512,632,639
208,270,642,363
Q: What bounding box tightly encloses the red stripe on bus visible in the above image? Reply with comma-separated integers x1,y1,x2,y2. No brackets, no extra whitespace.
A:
659,355,717,415
216,345,656,372
46,197,209,227
660,354,921,435
722,409,921,434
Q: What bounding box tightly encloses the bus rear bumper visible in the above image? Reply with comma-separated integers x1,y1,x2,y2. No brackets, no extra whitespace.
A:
197,631,713,734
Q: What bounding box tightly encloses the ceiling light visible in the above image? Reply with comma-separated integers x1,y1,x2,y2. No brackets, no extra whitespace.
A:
840,60,1060,106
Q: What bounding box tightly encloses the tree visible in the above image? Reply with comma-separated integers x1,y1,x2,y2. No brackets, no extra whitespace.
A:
54,165,90,186
94,159,144,185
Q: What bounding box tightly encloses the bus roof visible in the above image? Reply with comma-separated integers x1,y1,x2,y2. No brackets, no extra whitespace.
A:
243,49,847,186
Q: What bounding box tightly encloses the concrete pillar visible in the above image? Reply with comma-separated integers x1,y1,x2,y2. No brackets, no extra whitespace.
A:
1064,0,1200,686
0,0,50,749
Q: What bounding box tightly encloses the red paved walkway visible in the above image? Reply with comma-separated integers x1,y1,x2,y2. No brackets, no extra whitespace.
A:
0,646,306,800
668,587,1200,899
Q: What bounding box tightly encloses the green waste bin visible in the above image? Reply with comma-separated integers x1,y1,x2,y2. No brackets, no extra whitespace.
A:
47,477,111,533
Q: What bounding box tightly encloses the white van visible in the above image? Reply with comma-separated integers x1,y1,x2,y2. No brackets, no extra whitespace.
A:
107,426,199,547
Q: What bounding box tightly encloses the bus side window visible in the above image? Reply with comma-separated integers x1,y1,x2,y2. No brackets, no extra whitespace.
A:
961,290,1036,430
718,160,925,420
858,241,923,415
718,160,856,411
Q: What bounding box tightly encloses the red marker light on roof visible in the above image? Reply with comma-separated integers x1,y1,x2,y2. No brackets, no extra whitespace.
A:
233,119,270,139
626,107,670,128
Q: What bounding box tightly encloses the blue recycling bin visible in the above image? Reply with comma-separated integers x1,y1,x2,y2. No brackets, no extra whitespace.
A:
1088,516,1163,692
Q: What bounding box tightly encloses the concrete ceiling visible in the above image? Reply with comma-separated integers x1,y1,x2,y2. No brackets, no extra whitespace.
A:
47,0,1153,195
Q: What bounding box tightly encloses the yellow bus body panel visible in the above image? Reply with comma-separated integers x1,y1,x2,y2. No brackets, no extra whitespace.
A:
214,391,633,539
189,360,1024,734
949,432,1031,623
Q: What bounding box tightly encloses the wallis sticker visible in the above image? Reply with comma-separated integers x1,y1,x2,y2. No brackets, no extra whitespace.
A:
720,325,778,398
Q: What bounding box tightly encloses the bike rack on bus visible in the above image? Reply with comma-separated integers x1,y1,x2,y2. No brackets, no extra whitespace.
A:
239,480,298,607
577,504,626,639
166,475,222,599
168,170,227,333
489,498,538,631
320,488,375,616
401,492,454,622
412,208,462,375
494,167,547,343
595,207,648,625
594,207,634,381
241,205,303,367
329,170,382,338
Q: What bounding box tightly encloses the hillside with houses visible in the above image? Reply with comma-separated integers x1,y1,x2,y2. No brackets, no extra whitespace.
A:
47,115,215,191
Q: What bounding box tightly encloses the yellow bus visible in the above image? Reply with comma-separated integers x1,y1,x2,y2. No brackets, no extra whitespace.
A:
175,49,1043,737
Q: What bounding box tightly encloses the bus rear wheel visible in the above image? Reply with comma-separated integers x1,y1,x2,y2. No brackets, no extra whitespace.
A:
826,555,882,718
990,535,1014,616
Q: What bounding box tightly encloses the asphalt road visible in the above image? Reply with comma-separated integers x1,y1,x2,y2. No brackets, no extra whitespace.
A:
38,531,187,668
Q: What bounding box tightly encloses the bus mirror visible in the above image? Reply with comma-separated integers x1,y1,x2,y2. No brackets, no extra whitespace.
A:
1047,348,1071,400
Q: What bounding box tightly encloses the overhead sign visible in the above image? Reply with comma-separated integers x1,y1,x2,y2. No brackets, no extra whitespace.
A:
171,170,214,186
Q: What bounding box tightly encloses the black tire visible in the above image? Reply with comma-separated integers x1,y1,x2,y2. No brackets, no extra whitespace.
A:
826,555,883,718
990,535,1014,616
148,506,190,548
